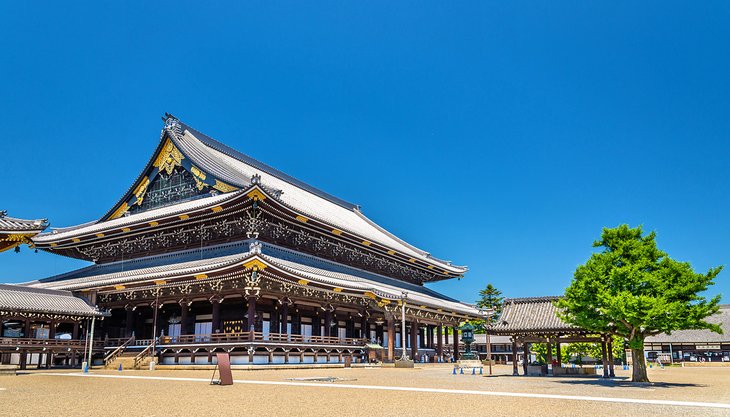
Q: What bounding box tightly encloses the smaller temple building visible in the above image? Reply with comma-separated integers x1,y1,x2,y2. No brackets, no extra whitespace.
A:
645,304,730,363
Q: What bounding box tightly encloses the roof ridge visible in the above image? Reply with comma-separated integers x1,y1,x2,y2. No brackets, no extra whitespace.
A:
179,119,359,210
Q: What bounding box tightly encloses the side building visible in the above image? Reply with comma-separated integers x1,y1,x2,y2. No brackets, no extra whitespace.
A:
1,115,481,368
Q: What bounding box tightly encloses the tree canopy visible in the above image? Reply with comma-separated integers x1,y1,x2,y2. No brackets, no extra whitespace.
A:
557,224,722,382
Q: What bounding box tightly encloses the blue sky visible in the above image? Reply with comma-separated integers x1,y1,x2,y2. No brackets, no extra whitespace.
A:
1,2,728,304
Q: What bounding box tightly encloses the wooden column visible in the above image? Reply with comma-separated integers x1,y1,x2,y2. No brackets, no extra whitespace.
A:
49,321,56,340
19,350,27,370
387,316,395,362
556,341,562,367
410,321,418,360
72,322,80,340
601,337,609,378
360,311,368,339
522,342,529,375
437,324,444,361
125,306,135,338
180,302,189,335
281,302,289,334
608,338,615,377
211,298,221,333
24,319,31,338
452,326,460,361
546,341,553,365
324,310,332,337
247,296,256,332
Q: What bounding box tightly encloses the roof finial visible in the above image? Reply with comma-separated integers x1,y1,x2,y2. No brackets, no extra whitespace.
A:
0,210,6,218
162,113,183,136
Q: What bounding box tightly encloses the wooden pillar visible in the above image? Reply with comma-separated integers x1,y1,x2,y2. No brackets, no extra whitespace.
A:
410,321,418,360
360,311,368,339
437,324,444,360
608,338,615,377
387,316,395,362
601,337,609,378
125,306,135,338
281,302,289,335
512,340,518,375
556,341,562,367
24,319,31,338
19,350,27,370
546,341,553,365
72,322,80,340
46,352,53,369
452,326,460,361
522,342,530,375
180,302,189,335
211,298,221,333
48,321,56,340
324,310,332,337
247,296,256,333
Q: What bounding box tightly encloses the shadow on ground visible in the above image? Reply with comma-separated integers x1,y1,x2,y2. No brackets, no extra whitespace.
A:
555,378,704,389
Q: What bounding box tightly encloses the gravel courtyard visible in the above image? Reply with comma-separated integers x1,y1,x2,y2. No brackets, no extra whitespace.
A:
2,365,729,417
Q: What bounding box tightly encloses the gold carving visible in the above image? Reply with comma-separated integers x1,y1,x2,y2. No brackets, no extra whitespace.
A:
246,189,266,201
109,203,129,220
153,139,184,175
242,259,267,270
133,176,150,206
213,180,237,193
191,166,208,191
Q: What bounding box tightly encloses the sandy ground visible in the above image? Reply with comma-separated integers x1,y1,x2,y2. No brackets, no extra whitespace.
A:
1,365,729,417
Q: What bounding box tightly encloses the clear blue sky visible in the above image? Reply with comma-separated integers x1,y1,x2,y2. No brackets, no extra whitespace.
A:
1,2,727,304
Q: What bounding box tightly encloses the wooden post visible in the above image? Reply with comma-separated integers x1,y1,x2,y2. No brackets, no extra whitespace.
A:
522,342,529,375
247,295,256,333
546,341,553,365
72,322,80,340
512,340,518,375
607,337,615,377
360,311,368,339
556,341,562,367
211,298,221,333
410,321,418,360
437,324,444,361
324,310,332,337
125,306,134,338
601,337,609,378
387,316,395,362
452,326,460,361
281,302,289,335
180,301,189,335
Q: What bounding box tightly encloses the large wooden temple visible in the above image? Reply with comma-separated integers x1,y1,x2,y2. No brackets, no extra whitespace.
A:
1,114,481,368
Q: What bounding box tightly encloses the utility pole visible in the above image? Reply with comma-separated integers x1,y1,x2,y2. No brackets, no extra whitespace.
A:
401,291,408,360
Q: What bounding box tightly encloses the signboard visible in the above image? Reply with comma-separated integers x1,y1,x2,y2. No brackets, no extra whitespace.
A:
213,353,233,386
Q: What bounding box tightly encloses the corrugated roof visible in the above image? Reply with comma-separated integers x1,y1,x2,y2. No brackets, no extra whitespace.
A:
0,284,103,317
488,296,578,334
646,305,730,344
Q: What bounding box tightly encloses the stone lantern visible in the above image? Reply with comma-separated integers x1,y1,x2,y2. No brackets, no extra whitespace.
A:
460,322,478,360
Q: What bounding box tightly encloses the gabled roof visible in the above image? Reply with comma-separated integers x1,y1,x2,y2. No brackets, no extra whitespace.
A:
646,305,730,344
34,115,466,274
0,211,48,234
0,284,104,317
23,241,479,317
488,296,579,334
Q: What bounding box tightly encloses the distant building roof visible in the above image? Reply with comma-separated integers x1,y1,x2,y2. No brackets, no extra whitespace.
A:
0,284,104,318
646,305,730,344
0,211,48,252
488,296,580,335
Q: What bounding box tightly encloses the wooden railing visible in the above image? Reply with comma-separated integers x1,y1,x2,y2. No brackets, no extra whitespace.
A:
157,332,368,346
103,335,135,366
106,337,155,347
133,338,157,369
0,337,103,350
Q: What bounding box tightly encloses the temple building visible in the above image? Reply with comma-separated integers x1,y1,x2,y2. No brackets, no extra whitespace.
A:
1,114,481,368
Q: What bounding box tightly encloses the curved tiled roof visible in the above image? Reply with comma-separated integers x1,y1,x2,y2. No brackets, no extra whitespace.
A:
24,241,479,317
488,296,579,334
0,212,48,234
0,284,103,317
646,305,730,344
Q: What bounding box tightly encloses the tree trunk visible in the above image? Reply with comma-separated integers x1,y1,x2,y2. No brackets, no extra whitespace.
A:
631,347,649,383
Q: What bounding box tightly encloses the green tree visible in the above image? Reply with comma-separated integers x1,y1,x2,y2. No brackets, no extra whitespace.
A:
557,225,722,382
472,284,504,333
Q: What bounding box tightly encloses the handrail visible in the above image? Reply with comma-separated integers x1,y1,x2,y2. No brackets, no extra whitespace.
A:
104,335,134,366
133,338,157,369
0,337,104,349
156,332,368,346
